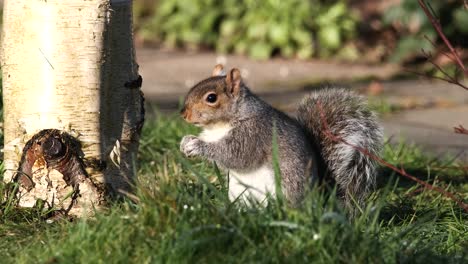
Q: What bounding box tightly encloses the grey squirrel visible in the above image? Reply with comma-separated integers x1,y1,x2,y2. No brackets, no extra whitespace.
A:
180,64,383,212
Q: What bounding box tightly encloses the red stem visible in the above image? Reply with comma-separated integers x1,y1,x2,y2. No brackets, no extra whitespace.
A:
317,102,468,212
454,125,468,135
418,0,468,76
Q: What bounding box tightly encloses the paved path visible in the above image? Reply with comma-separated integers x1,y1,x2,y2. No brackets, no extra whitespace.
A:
137,49,399,96
137,49,468,163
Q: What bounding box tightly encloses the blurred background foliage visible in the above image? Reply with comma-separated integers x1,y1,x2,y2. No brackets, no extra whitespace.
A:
383,0,468,63
135,0,357,60
133,0,468,64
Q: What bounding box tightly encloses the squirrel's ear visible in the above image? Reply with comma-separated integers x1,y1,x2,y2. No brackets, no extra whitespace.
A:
226,68,242,95
212,64,226,76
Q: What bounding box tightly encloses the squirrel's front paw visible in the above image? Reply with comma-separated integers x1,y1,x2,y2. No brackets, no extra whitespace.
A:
180,135,204,157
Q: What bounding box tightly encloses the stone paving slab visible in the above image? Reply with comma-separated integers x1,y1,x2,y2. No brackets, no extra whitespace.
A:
367,80,468,107
384,110,468,163
138,49,468,163
138,49,400,96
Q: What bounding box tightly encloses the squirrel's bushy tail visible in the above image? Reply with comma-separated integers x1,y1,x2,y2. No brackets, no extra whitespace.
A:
296,88,383,211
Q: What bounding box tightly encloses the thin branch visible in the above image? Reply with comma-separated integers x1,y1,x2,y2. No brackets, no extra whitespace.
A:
404,68,468,90
317,102,468,213
454,125,468,135
426,56,456,81
418,0,468,76
423,35,458,65
424,53,468,89
405,47,468,90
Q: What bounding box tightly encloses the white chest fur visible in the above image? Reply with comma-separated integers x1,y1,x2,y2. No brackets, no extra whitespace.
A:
228,165,276,205
199,123,232,143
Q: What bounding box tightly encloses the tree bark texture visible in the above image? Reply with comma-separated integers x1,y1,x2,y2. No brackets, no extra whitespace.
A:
1,0,144,216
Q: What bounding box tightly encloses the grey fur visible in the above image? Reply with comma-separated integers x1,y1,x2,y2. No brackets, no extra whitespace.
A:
181,83,317,205
181,78,383,212
296,87,383,210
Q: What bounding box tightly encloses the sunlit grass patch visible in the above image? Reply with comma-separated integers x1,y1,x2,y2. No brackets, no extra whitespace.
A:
0,114,466,263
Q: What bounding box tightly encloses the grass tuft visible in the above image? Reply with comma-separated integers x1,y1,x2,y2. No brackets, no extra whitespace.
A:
0,113,467,263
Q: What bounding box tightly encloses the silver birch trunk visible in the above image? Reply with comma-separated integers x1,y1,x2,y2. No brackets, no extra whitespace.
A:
1,0,144,216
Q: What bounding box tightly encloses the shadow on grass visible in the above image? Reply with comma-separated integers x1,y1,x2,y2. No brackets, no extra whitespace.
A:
0,114,466,262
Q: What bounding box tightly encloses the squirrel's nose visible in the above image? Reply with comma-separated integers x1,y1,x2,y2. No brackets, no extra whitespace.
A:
180,107,191,121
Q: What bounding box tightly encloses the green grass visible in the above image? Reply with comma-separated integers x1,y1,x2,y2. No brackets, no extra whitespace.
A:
1,114,467,263
368,96,402,116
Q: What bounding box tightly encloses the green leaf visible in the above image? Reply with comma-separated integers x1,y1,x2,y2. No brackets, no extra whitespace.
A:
317,2,347,26
280,44,295,58
268,23,289,46
297,44,314,59
318,26,341,50
181,30,202,44
454,8,468,34
291,29,312,46
220,20,238,36
390,35,433,63
158,0,177,16
336,44,359,61
248,42,273,60
199,11,219,34
234,41,248,55
247,23,268,40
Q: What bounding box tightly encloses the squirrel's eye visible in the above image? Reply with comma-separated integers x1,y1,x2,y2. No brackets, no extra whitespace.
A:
206,93,217,103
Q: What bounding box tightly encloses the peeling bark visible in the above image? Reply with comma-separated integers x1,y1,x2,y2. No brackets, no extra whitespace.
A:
13,129,103,216
1,0,144,216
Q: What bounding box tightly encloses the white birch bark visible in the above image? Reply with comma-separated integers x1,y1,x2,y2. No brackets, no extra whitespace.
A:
1,0,144,216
